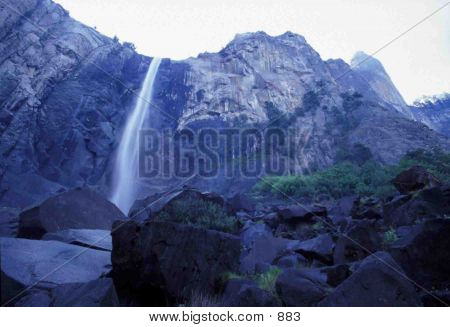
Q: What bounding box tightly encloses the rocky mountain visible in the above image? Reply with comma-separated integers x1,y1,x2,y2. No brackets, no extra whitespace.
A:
0,0,449,209
409,93,450,137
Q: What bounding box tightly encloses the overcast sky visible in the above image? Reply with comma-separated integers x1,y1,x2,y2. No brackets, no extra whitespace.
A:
55,0,449,104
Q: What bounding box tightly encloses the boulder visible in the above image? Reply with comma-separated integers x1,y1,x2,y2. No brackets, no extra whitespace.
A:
383,186,450,227
111,220,240,305
392,166,441,194
275,268,326,306
319,252,421,306
328,195,357,225
15,278,120,307
222,279,281,307
226,193,255,214
320,264,351,287
389,219,450,289
1,237,111,306
277,204,327,223
350,197,383,220
275,253,308,269
292,234,335,264
333,219,381,264
17,188,125,239
0,207,19,237
42,229,112,251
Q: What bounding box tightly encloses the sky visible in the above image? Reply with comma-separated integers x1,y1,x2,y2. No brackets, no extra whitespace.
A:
55,0,449,104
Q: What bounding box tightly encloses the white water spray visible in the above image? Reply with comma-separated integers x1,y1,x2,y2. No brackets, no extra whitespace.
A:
110,58,162,214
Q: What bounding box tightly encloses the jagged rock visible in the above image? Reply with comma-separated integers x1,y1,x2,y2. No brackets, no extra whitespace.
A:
383,186,450,227
0,207,19,237
42,229,112,251
111,220,240,305
351,197,383,220
389,219,450,289
292,234,334,264
392,166,441,194
333,219,381,264
319,252,421,306
15,278,119,307
276,268,326,306
17,188,125,239
1,237,111,306
222,279,281,307
226,193,255,214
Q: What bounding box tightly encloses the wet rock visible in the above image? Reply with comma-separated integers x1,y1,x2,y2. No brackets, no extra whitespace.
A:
1,237,111,306
17,188,125,239
42,229,112,251
392,166,441,194
319,252,421,306
111,220,240,305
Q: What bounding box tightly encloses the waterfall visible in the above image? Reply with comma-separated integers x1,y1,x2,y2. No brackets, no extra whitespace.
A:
110,57,162,214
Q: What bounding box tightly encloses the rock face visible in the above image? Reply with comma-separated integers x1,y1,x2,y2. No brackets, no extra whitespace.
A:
409,93,450,137
111,220,241,305
1,1,449,208
1,237,111,305
17,188,125,239
42,229,112,251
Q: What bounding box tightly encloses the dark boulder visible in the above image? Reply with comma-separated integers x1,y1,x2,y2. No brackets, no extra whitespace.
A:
1,237,111,306
275,268,326,306
15,278,119,307
383,186,450,227
328,195,357,225
319,252,421,306
42,229,112,251
392,166,441,194
292,234,335,265
421,290,450,307
320,264,351,287
350,197,383,220
17,188,125,239
389,219,450,289
111,220,241,305
226,193,255,214
333,219,381,264
222,279,281,307
275,253,308,269
277,204,327,223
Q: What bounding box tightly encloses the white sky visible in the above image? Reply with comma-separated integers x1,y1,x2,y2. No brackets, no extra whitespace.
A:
55,0,449,104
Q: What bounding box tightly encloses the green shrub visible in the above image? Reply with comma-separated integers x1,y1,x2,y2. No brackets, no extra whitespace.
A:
383,228,399,246
253,150,450,200
255,267,282,294
155,198,237,233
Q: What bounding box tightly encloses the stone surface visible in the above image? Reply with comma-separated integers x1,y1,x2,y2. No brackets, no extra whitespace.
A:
292,234,334,264
17,188,125,239
15,278,119,307
0,207,19,237
42,229,112,251
319,252,421,306
392,166,441,194
276,268,326,306
222,279,281,307
1,237,111,306
111,220,241,305
389,219,450,289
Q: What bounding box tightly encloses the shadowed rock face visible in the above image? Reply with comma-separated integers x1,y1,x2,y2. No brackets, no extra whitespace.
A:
1,1,449,208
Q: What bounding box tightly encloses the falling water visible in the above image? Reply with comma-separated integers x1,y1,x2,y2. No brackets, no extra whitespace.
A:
110,57,162,213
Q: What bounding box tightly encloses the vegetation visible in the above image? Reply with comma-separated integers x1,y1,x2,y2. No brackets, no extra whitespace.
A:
155,198,237,233
255,267,282,294
253,149,450,200
383,228,399,246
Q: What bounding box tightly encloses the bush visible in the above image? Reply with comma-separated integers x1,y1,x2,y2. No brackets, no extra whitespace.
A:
255,267,282,294
253,150,450,200
155,198,237,233
383,228,399,246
